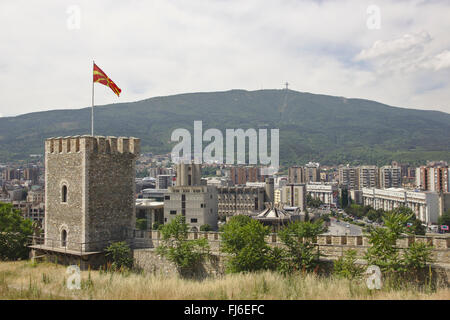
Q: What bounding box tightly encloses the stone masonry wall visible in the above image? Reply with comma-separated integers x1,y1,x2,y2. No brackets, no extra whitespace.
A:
45,139,85,252
137,230,450,264
133,232,450,284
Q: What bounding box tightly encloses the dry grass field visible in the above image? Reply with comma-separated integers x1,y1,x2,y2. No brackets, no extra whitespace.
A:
0,260,449,300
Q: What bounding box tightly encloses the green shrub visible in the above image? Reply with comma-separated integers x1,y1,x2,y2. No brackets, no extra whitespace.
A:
152,222,161,230
365,211,434,286
221,215,277,273
333,249,365,280
105,242,133,271
157,216,210,274
0,202,34,261
278,220,326,274
136,218,147,231
200,224,212,232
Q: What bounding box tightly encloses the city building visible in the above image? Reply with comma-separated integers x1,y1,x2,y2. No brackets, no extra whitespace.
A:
27,185,45,203
338,166,359,190
175,163,202,187
306,182,339,207
361,187,440,224
416,165,450,192
148,167,174,178
358,165,379,189
217,185,265,217
281,184,307,211
288,166,305,184
164,185,218,231
135,199,164,231
274,188,282,205
141,188,167,201
156,174,175,189
304,162,321,182
164,162,218,230
23,167,40,184
216,178,274,218
288,163,321,184
379,166,401,189
230,166,264,185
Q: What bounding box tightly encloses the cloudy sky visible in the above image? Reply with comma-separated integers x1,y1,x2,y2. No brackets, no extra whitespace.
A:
0,0,449,117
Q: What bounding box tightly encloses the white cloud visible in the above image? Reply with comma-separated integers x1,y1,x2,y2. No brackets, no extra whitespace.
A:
421,50,450,71
0,0,449,116
355,31,431,61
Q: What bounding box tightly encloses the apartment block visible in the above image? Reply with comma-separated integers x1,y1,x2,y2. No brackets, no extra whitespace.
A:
379,166,401,189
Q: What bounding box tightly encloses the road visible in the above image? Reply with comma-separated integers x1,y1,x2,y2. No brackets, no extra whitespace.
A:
324,217,363,236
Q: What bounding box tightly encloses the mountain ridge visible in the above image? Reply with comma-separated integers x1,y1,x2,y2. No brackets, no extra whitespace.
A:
1,89,449,166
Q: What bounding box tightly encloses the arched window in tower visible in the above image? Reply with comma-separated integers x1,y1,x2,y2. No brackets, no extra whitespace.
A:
62,185,68,203
61,229,67,247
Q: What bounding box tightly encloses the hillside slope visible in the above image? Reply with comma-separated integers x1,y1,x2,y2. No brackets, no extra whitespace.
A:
0,89,449,165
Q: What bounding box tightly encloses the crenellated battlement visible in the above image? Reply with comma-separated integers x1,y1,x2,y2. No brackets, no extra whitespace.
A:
45,135,140,156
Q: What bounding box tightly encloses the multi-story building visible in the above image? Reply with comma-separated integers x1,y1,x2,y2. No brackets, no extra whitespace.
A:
362,187,440,224
274,188,282,205
306,182,339,207
164,162,218,230
156,174,175,189
288,166,305,184
164,185,218,231
217,178,274,217
217,186,265,217
27,186,45,203
358,165,379,189
379,166,401,189
23,202,45,226
23,167,40,184
338,166,359,190
281,184,306,211
3,167,20,181
135,199,164,231
304,162,321,183
230,166,264,185
148,167,174,178
416,165,450,192
175,163,201,187
289,163,321,184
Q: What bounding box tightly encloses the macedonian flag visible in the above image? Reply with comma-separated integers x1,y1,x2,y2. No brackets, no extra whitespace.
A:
93,63,122,97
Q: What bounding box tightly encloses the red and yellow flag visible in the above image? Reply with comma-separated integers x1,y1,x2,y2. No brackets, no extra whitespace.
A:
93,63,122,97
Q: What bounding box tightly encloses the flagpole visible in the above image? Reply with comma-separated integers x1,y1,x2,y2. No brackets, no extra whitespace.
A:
91,60,94,136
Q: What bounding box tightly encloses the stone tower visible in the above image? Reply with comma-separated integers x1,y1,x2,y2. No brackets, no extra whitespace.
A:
44,135,140,252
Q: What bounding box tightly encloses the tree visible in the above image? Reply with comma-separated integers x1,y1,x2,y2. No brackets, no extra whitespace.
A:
438,210,450,227
333,249,365,280
306,194,323,208
278,220,326,274
391,206,426,235
0,202,33,260
152,222,161,230
221,215,277,273
365,211,434,283
200,224,212,232
105,241,133,271
136,218,147,231
340,189,349,208
157,216,210,274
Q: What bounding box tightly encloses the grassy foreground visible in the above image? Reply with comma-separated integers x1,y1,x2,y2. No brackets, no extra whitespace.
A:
0,260,449,300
